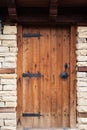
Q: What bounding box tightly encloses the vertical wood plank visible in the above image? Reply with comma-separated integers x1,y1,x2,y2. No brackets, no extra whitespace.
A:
17,25,23,126
70,25,76,127
62,28,70,127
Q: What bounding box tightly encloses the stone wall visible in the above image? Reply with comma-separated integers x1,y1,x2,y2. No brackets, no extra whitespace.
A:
76,27,87,130
0,25,17,130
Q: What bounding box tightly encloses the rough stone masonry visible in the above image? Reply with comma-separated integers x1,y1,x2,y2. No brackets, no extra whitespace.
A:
0,24,87,130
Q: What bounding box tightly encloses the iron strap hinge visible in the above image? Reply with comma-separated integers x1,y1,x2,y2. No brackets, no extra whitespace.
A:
22,113,43,117
23,33,43,38
22,72,43,78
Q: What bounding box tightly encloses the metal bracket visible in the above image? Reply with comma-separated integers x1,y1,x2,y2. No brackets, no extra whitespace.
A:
23,33,43,38
22,72,42,78
22,113,43,117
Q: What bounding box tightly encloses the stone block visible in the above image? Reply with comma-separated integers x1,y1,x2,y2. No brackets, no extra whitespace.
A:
3,26,17,34
1,79,16,85
0,91,16,96
0,85,2,90
0,63,1,68
3,62,16,68
2,96,17,102
0,53,17,57
5,57,17,62
0,113,16,119
10,47,18,53
3,84,16,91
78,118,87,124
77,37,87,43
5,120,16,126
78,124,87,130
0,102,4,107
0,35,16,40
77,56,87,61
5,102,17,107
0,47,9,53
0,74,17,79
77,106,87,112
77,92,87,98
77,62,87,66
77,87,87,92
78,32,87,38
2,40,17,47
77,27,87,32
76,50,87,56
0,40,1,45
0,57,5,62
77,81,87,87
77,72,87,78
1,126,16,130
0,120,4,126
77,99,87,105
76,43,87,50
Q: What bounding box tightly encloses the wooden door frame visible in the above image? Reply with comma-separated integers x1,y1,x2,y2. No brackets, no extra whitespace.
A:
17,25,77,128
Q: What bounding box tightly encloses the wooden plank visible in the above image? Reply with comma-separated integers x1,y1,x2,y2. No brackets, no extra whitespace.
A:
17,25,23,126
50,28,57,127
78,66,87,72
0,107,16,112
0,68,15,74
70,26,76,128
78,112,87,118
62,28,70,127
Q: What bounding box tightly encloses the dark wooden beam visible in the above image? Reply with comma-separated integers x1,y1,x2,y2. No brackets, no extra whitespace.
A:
49,0,58,22
0,68,15,74
78,112,87,118
7,0,17,21
78,66,87,72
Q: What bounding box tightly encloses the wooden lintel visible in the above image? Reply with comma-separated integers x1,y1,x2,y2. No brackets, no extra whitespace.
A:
78,66,87,72
49,0,58,21
7,0,17,20
78,112,87,118
0,68,15,74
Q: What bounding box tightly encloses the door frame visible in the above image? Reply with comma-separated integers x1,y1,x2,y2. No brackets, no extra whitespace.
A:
17,25,77,128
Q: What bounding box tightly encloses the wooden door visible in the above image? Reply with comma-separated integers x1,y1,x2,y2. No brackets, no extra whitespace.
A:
17,26,76,129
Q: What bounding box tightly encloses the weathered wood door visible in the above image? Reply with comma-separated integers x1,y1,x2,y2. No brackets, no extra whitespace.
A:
17,26,76,128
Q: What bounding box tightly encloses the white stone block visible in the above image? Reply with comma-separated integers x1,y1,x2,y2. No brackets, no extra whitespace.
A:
0,102,4,107
2,40,17,47
5,102,17,107
76,50,87,56
77,56,87,61
78,124,87,130
3,62,16,68
77,27,87,32
0,35,16,40
78,32,87,38
0,85,2,90
77,62,87,66
0,120,4,126
77,78,87,82
0,47,9,53
76,43,87,50
5,120,16,126
0,74,17,79
5,57,17,62
77,72,87,78
2,96,17,102
3,26,17,34
77,81,87,87
0,40,1,45
77,99,87,105
77,106,87,112
1,126,16,130
0,91,16,96
10,47,18,53
78,118,87,124
0,53,17,57
3,85,16,91
77,87,87,92
77,37,87,43
1,79,16,85
0,113,16,119
0,62,1,68
0,57,4,62
77,92,87,98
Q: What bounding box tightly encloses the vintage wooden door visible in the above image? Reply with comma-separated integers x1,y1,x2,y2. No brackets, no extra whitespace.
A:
17,26,76,128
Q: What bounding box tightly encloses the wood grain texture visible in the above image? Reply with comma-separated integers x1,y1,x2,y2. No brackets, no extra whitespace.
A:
70,26,76,128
